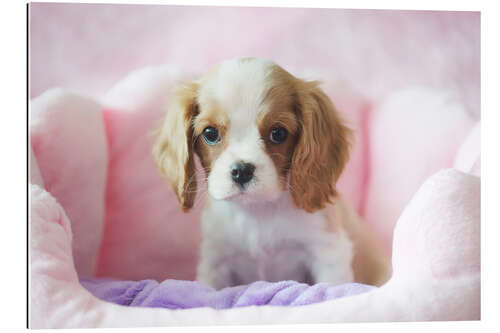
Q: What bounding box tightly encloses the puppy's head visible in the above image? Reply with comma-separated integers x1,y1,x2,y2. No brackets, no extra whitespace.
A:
153,58,351,213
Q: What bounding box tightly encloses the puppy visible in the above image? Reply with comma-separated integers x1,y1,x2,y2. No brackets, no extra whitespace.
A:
153,58,390,289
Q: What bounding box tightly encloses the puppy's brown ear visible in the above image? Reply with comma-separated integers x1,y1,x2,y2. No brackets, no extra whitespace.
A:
290,80,352,213
153,82,199,212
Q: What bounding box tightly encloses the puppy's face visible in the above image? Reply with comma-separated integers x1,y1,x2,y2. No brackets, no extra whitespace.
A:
194,59,300,204
154,58,351,213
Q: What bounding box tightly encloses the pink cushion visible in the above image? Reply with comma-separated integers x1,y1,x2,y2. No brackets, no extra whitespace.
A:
30,89,107,277
96,67,202,281
363,88,476,255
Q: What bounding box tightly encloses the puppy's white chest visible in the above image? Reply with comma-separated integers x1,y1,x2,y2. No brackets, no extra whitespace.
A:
199,198,330,286
228,240,311,284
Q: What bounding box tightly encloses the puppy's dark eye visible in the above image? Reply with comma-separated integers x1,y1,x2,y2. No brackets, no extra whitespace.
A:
202,126,221,145
269,127,288,144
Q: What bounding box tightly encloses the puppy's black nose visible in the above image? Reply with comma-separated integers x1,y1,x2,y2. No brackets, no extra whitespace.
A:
230,161,255,186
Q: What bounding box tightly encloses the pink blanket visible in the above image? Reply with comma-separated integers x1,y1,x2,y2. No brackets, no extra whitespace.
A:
29,4,480,327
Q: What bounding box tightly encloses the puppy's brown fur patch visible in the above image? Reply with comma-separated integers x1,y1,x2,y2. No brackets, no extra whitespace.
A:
193,103,230,175
259,65,352,212
257,71,300,189
289,78,352,213
152,82,199,211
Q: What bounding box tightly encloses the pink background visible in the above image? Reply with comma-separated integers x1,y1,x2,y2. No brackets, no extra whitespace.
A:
29,4,479,118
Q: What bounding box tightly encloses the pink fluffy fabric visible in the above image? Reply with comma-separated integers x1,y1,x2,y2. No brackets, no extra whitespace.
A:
30,89,107,277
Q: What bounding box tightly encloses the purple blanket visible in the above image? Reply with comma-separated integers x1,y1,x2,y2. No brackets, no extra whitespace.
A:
80,278,374,309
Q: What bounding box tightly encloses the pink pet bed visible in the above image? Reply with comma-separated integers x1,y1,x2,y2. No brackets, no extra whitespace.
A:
29,66,480,327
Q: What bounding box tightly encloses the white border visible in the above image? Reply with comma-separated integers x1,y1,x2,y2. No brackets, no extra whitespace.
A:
1,1,28,332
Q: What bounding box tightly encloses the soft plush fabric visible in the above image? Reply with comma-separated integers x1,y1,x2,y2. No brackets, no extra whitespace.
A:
30,89,107,277
364,88,476,254
29,66,480,327
80,278,374,309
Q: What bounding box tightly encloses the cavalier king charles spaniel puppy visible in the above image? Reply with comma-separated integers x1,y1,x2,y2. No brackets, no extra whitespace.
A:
153,57,390,289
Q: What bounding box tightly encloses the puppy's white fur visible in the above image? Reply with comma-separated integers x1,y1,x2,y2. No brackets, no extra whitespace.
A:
198,194,355,289
199,59,282,202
